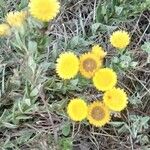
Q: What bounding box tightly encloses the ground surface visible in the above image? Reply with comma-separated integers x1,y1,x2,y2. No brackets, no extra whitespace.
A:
0,0,150,150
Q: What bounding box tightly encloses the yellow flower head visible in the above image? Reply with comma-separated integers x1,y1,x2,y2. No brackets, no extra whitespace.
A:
91,45,107,59
93,68,117,91
56,52,79,79
6,11,26,27
110,30,130,49
29,0,60,22
67,98,88,121
79,53,102,78
103,88,128,111
87,101,110,127
0,23,10,36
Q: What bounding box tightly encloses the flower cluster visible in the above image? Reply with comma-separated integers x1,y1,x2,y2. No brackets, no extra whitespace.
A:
67,99,110,127
0,0,130,128
0,0,60,37
56,30,130,127
66,86,128,127
0,11,27,37
56,45,106,79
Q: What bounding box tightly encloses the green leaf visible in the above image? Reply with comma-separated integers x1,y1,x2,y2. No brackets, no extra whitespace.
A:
96,2,105,23
16,115,32,120
140,116,150,126
141,42,150,53
14,31,27,51
56,82,63,89
0,0,5,6
70,79,79,87
62,123,71,136
91,23,101,34
28,41,38,54
59,137,72,150
130,61,138,67
18,0,28,9
28,55,36,73
112,56,119,63
2,122,18,129
115,6,123,15
16,131,33,144
98,23,117,32
118,124,131,134
109,121,125,127
24,98,31,106
69,36,91,49
30,85,41,97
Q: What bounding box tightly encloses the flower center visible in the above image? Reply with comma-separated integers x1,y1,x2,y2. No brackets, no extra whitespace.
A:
83,58,97,72
91,106,105,121
108,95,112,100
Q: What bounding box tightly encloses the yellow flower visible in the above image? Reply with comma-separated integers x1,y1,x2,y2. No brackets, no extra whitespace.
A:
110,30,130,49
29,0,60,22
91,45,107,59
103,88,128,111
79,53,102,78
87,101,110,127
67,98,88,121
0,23,10,36
6,11,26,27
93,68,117,91
56,52,79,79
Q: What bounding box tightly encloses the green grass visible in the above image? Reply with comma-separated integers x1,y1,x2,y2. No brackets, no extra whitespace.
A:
0,0,150,149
